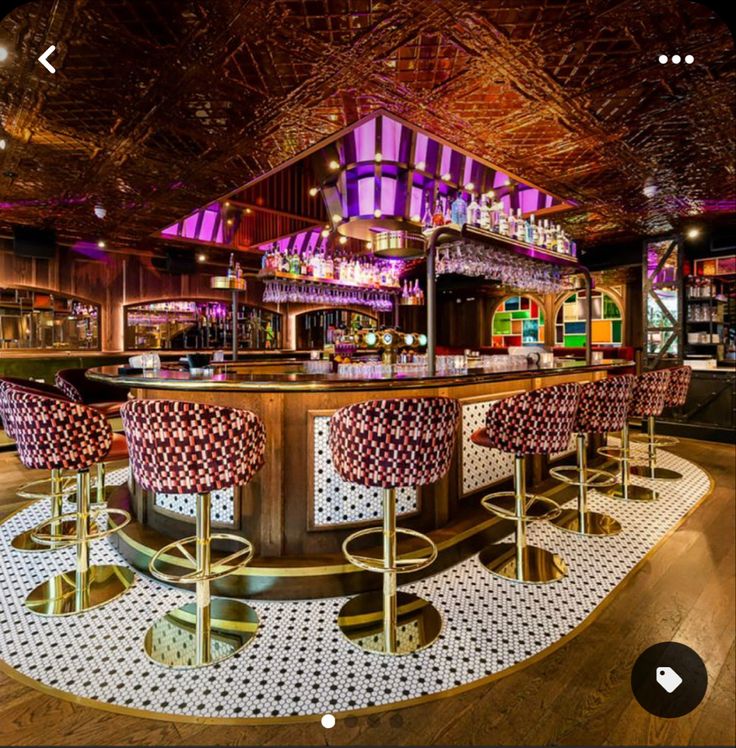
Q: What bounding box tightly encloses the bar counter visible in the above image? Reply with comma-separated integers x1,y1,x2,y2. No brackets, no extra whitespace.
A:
91,358,634,599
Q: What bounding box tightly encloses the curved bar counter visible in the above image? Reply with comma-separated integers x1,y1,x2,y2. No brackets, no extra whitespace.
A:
91,358,634,599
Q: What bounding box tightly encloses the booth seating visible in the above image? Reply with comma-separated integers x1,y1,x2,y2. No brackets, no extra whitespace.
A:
55,367,129,419
600,369,671,502
4,386,134,615
471,383,580,584
121,399,265,668
329,397,460,656
549,375,634,536
631,365,692,481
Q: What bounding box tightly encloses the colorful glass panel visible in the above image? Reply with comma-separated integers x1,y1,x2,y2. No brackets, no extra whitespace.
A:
492,296,545,347
555,289,622,347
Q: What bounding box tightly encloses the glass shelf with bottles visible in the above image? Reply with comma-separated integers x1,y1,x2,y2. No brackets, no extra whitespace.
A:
421,191,577,258
258,247,401,291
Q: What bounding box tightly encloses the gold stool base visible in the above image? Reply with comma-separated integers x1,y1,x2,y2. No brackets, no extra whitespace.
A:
11,519,79,552
337,590,442,656
478,543,568,584
605,483,657,501
24,564,135,616
144,598,259,669
630,465,683,481
550,509,622,537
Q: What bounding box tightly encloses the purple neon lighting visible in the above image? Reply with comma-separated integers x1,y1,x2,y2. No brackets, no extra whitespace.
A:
200,209,217,242
358,177,373,215
410,186,423,218
380,177,397,215
182,212,199,239
493,171,510,188
161,222,178,236
414,133,428,167
356,118,375,162
381,116,400,161
439,145,451,177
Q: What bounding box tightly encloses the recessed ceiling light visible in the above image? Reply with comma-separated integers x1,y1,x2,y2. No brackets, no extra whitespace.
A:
373,209,382,218
686,227,701,239
308,187,319,197
328,160,340,170
332,214,343,223
374,152,382,163
441,173,451,181
338,236,348,245
415,161,426,171
321,229,330,238
0,47,8,63
410,214,421,222
197,253,207,262
464,182,474,191
97,240,106,248
0,138,6,150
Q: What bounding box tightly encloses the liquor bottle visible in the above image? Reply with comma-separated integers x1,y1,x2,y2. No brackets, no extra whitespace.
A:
422,195,433,232
443,196,452,224
479,195,491,230
432,197,445,227
526,214,536,244
507,208,516,239
450,192,468,226
325,255,334,280
289,251,300,275
467,194,480,227
516,209,526,242
280,250,290,273
227,253,235,279
497,205,508,236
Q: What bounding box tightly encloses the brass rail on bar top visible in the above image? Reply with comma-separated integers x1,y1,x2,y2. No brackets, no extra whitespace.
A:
424,224,594,375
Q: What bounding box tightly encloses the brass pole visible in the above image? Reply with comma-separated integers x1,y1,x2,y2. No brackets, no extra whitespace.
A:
514,456,527,582
383,487,398,654
620,422,631,499
647,415,657,473
196,492,212,666
576,433,588,533
96,462,106,505
75,470,90,611
50,468,62,540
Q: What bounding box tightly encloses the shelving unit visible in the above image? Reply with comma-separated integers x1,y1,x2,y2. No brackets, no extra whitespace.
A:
684,276,727,360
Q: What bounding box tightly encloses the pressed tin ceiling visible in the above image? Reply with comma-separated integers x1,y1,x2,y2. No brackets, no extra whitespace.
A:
0,0,734,258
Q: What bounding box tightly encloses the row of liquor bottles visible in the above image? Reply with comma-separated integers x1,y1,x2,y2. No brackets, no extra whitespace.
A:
422,193,577,256
260,247,401,287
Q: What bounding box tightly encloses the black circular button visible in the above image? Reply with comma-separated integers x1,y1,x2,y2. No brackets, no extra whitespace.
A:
631,642,707,718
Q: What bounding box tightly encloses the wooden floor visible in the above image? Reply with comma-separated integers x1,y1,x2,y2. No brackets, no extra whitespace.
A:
0,439,733,746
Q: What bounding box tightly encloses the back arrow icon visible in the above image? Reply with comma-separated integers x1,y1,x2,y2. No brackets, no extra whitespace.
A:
38,45,56,74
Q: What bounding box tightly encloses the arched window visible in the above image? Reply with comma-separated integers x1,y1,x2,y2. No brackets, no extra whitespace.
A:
492,295,545,347
555,289,623,347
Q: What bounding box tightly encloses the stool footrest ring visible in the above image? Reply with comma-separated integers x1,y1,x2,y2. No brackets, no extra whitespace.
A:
342,527,437,574
17,475,78,502
597,445,627,462
30,508,132,546
630,433,679,448
149,533,254,584
549,465,617,489
480,491,562,522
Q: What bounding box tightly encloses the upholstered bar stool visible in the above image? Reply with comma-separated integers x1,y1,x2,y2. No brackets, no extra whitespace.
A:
599,369,670,502
0,379,79,551
329,397,460,656
4,387,134,615
56,368,129,505
121,399,265,669
549,375,634,536
631,365,692,481
471,383,580,583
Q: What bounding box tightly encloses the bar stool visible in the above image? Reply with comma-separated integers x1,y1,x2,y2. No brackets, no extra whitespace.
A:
56,369,129,506
549,375,634,536
329,397,460,656
121,399,265,668
631,365,692,481
0,379,78,552
599,369,670,501
471,383,580,583
4,386,135,615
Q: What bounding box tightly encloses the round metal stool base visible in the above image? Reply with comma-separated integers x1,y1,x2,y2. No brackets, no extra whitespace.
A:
605,483,657,502
630,465,683,481
478,543,568,584
337,590,442,656
550,509,622,537
24,564,135,616
11,519,78,552
144,598,259,669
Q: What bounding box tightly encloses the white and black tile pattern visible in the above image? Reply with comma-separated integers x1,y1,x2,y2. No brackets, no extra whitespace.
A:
0,446,711,721
154,489,235,525
461,400,515,495
312,416,416,526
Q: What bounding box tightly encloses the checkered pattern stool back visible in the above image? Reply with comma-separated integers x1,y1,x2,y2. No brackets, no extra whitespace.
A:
484,383,580,456
329,397,460,489
574,375,635,434
121,399,266,494
4,385,112,471
0,378,70,441
629,369,671,418
663,366,692,409
54,369,84,402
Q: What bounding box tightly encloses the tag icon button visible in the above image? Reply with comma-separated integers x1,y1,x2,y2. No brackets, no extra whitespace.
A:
656,666,683,693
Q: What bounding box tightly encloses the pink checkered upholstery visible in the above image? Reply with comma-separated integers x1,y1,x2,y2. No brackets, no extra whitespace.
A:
481,383,580,456
629,370,671,418
4,386,112,471
663,366,692,408
574,375,634,434
0,378,70,440
329,397,460,489
54,371,84,402
121,399,266,494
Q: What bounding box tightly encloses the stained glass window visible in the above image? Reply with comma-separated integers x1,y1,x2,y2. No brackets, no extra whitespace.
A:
555,289,622,347
492,295,545,347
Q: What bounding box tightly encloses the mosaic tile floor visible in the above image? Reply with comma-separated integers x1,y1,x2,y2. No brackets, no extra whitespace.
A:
0,447,711,722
